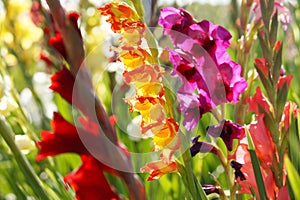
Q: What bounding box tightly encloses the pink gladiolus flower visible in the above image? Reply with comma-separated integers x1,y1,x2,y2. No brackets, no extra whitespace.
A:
159,7,247,131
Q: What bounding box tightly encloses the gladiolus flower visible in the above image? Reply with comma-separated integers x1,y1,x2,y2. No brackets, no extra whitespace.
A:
202,184,220,195
159,7,232,64
64,155,120,200
39,52,53,67
140,153,177,181
159,7,247,130
48,33,67,58
37,112,124,199
119,49,148,71
49,66,90,115
30,1,43,26
123,64,164,85
249,114,275,166
48,12,81,59
276,74,293,91
36,112,90,161
207,120,244,151
280,101,300,131
190,136,217,157
254,58,269,78
247,87,271,115
152,118,179,150
98,2,145,46
230,160,246,181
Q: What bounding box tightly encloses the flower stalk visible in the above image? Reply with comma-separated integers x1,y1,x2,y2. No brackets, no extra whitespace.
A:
0,116,51,200
179,131,207,200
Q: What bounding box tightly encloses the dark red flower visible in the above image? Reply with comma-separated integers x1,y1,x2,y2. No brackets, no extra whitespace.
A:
48,33,67,59
49,67,89,115
39,52,53,67
50,66,74,103
64,155,120,200
48,12,81,60
202,184,220,195
230,160,246,181
207,120,244,151
190,135,217,157
37,112,123,199
36,112,90,161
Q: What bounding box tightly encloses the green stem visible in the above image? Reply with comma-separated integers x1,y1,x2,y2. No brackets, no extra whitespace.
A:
0,116,51,200
215,148,236,199
179,132,208,200
130,0,144,19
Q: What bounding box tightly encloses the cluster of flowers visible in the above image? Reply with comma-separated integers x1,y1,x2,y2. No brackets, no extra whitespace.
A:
99,2,180,180
36,67,123,200
159,7,247,131
34,7,124,199
33,0,296,199
231,58,298,198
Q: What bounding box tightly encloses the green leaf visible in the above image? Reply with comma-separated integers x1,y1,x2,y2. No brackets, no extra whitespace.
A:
268,0,275,24
254,62,274,103
285,156,300,199
0,117,51,200
163,83,179,121
276,81,289,123
288,111,300,174
246,128,268,200
259,0,269,30
272,40,282,85
145,28,160,62
257,31,271,62
297,112,300,140
269,11,278,47
130,0,144,19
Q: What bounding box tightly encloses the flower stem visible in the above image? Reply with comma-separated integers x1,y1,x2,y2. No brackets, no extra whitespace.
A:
179,132,208,200
0,116,51,200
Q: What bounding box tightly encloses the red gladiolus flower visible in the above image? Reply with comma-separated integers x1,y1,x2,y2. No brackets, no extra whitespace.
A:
50,66,74,103
48,33,67,59
37,112,123,199
249,114,274,166
48,12,81,59
36,112,90,161
247,87,271,115
232,114,289,199
254,58,269,78
49,66,90,115
39,52,53,67
276,74,293,91
64,155,120,200
281,101,300,131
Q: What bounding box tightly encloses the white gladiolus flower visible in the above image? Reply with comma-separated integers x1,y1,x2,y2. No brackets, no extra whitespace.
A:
14,135,36,154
